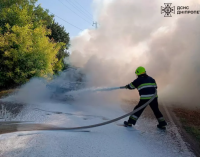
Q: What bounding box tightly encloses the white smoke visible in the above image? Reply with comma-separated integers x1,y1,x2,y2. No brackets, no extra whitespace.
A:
69,0,200,106
2,68,87,104
2,78,51,104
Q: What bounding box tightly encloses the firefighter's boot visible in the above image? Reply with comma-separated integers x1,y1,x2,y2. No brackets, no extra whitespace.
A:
124,115,137,127
157,117,167,130
124,121,132,127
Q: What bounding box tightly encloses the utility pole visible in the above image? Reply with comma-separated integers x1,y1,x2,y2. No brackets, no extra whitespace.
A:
92,22,98,29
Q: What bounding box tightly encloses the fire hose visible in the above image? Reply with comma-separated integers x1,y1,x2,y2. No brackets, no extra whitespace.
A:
0,86,157,132
52,86,157,130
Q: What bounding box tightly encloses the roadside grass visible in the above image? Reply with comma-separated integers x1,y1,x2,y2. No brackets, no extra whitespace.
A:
0,89,17,121
174,108,200,146
184,126,200,143
0,89,16,98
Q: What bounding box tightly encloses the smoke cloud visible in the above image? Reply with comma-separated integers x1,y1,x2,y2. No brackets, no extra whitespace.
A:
70,0,200,106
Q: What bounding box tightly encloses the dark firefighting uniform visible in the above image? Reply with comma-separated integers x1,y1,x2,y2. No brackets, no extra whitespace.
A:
126,74,166,125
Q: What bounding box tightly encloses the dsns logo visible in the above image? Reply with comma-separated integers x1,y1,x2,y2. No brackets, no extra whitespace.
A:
161,3,175,17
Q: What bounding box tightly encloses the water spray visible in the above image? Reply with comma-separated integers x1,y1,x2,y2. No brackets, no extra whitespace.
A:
65,86,126,96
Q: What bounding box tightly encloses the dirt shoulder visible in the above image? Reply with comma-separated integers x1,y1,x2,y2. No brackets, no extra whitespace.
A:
171,107,200,156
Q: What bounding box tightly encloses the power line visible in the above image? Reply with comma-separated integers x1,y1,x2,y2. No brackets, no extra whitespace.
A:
49,11,83,31
67,0,93,20
72,0,93,18
58,0,92,25
67,0,92,20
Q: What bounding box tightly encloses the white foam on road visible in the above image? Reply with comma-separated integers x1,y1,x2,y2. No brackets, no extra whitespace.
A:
0,101,195,157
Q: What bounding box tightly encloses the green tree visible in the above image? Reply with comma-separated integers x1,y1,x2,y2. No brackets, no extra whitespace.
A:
47,21,70,72
0,0,65,88
33,4,54,28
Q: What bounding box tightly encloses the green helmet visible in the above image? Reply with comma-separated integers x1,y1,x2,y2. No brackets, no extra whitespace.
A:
135,66,146,76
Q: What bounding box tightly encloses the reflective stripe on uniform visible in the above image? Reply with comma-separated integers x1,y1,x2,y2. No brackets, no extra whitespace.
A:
130,115,138,120
140,95,158,99
158,117,165,122
129,83,135,89
138,85,157,90
137,83,157,89
141,94,155,97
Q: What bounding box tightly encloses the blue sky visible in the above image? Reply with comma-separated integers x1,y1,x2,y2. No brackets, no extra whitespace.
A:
36,0,94,38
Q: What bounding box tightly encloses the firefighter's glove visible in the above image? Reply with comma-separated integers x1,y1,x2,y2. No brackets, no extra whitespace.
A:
125,85,130,89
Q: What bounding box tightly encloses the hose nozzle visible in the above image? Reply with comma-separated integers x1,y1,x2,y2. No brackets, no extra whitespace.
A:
120,86,126,89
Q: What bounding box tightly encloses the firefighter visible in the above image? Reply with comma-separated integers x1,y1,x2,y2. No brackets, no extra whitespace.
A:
124,66,167,129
